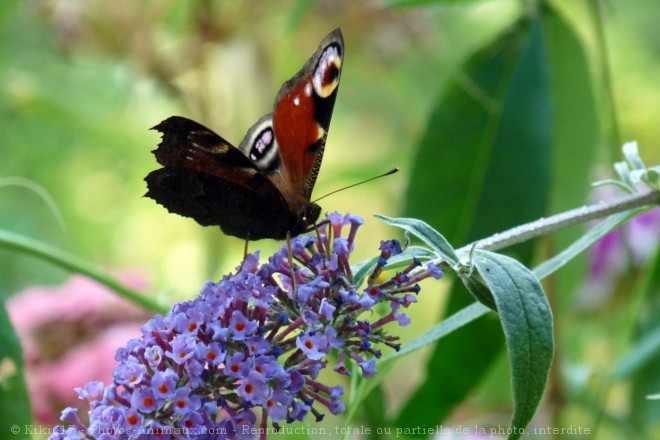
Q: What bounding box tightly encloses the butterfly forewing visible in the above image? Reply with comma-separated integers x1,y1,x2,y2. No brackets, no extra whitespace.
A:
239,28,344,201
271,28,343,199
151,117,255,177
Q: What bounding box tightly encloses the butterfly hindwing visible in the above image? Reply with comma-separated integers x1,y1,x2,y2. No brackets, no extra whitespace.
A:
238,114,279,173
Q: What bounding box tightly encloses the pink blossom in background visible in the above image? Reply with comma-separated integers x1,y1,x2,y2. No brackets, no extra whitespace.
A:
7,272,151,423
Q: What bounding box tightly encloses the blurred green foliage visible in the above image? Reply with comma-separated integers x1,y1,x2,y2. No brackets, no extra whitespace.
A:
1,0,659,438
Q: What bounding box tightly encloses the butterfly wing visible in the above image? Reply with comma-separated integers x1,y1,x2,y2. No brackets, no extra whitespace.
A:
145,116,296,240
239,28,344,200
238,114,279,172
146,28,342,240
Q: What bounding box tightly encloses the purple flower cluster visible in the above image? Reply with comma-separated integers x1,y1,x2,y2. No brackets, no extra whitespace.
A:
50,213,443,440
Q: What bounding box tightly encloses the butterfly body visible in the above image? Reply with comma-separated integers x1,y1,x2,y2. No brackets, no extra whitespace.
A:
145,29,343,240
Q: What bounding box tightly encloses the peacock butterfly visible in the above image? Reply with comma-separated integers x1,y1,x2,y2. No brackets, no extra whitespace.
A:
145,28,344,240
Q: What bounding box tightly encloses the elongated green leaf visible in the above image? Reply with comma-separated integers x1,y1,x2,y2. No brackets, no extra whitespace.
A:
0,230,166,314
0,177,66,232
395,287,504,430
404,19,552,249
461,269,498,310
355,302,491,428
398,14,552,432
614,326,660,380
533,209,645,279
387,246,437,267
0,302,32,431
630,242,660,429
352,257,378,289
472,250,553,440
383,302,490,362
360,383,387,438
352,246,435,288
543,5,599,308
375,215,458,264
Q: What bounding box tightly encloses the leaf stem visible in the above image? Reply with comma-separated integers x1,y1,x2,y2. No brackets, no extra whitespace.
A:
462,190,660,254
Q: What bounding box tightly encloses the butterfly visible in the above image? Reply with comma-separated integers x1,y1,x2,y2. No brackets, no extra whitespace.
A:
145,28,344,240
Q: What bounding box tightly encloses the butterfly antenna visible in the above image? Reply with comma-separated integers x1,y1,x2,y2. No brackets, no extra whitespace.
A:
312,167,399,204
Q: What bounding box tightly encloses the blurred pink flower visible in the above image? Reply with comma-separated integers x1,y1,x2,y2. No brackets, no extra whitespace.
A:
7,272,151,423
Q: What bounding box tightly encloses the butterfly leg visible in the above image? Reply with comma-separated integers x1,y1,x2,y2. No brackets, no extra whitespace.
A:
237,235,250,272
305,218,330,264
313,222,328,267
286,231,298,295
243,237,250,261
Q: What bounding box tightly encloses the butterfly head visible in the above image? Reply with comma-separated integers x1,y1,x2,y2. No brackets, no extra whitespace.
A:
293,202,322,236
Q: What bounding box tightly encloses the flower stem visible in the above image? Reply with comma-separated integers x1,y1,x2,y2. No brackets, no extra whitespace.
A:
462,190,660,254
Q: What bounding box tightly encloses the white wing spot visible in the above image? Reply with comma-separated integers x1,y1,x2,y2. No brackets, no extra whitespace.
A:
313,45,341,98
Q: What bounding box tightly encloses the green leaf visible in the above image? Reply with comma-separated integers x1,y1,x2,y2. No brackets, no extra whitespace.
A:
614,326,660,380
543,5,599,307
0,302,32,431
355,303,491,431
461,268,498,310
0,230,167,314
403,18,552,253
629,243,660,429
361,384,388,437
352,257,378,289
382,302,490,362
404,20,551,249
352,246,435,288
395,289,503,430
472,250,553,440
387,246,437,267
398,14,553,432
0,177,66,232
544,6,599,215
375,215,458,264
533,209,646,279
